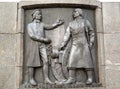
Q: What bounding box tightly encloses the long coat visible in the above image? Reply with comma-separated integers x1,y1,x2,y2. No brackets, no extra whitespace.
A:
62,19,94,69
26,22,45,67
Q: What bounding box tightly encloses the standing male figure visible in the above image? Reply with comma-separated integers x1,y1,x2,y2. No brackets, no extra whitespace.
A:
27,9,63,85
59,8,95,85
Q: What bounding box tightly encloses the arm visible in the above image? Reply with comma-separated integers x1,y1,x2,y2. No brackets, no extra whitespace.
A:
60,26,71,50
44,23,59,30
27,24,45,42
44,19,64,30
86,20,95,47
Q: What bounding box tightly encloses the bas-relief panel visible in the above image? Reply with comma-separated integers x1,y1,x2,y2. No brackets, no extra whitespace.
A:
22,7,99,88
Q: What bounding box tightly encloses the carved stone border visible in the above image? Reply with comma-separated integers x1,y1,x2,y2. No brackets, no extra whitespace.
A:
17,0,105,88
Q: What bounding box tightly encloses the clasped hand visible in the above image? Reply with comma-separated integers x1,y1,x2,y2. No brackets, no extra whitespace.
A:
43,38,51,44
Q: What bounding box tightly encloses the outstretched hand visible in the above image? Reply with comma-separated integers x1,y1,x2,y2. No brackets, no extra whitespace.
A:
56,19,64,25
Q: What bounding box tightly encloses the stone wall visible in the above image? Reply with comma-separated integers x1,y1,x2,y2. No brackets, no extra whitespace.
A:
0,1,120,89
0,2,18,89
102,2,120,89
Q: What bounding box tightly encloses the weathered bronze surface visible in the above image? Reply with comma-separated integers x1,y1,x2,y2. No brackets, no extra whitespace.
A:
27,9,64,85
23,8,98,88
57,8,95,85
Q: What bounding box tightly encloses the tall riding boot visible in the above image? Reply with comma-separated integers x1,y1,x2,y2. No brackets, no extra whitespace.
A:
43,64,54,84
29,68,37,86
64,69,76,84
86,69,93,85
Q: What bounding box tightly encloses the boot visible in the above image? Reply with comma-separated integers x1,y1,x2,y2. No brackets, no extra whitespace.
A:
30,78,37,86
44,78,54,84
86,69,93,85
55,79,66,85
64,77,75,84
29,68,37,86
64,69,76,84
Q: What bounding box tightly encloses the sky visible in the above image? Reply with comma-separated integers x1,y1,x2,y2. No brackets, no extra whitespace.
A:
0,0,120,2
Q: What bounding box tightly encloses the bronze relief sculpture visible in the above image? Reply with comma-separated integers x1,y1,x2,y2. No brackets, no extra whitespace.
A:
26,8,95,87
59,8,94,85
27,9,63,85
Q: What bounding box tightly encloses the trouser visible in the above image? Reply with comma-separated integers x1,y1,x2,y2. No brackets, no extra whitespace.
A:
39,44,51,81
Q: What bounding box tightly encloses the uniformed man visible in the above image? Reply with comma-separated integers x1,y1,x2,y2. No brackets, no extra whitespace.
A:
59,8,95,85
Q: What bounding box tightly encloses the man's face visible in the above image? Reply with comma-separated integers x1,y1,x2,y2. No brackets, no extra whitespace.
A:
73,9,80,18
34,11,42,20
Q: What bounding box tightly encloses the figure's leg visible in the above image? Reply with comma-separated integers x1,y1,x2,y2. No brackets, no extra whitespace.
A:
40,46,54,84
64,69,76,84
29,68,37,86
43,61,54,84
86,68,93,85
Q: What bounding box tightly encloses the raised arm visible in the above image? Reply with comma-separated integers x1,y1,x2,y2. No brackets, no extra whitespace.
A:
44,19,64,30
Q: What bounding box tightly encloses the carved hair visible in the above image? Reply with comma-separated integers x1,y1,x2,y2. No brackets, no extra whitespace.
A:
74,8,83,17
31,9,42,20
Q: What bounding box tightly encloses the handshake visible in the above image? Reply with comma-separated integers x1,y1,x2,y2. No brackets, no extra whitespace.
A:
42,38,65,51
42,38,51,44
